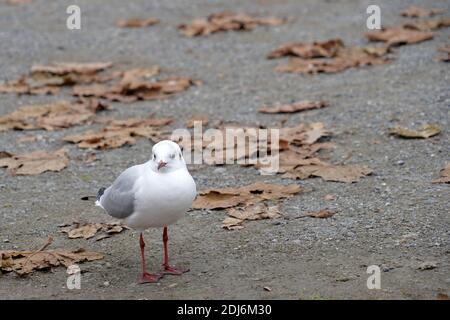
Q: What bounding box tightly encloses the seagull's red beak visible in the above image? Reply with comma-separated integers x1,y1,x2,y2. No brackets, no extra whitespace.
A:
157,161,167,170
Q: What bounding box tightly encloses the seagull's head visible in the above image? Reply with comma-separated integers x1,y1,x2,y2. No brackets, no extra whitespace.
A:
150,140,185,173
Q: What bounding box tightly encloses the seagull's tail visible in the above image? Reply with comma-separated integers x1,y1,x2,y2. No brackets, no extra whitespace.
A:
81,187,106,204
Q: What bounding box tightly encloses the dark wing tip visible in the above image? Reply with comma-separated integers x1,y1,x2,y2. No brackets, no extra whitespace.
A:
97,187,106,201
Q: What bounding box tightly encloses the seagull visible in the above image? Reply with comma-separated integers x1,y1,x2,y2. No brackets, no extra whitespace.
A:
95,140,197,283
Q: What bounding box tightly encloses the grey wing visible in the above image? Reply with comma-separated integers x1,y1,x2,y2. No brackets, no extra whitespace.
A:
99,165,141,219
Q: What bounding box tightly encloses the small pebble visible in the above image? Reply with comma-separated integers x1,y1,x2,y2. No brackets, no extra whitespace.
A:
103,281,110,287
3,239,9,243
396,160,405,166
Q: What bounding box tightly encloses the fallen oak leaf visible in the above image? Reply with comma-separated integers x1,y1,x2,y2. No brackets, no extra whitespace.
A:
390,124,441,138
259,101,329,114
117,18,160,28
0,148,69,175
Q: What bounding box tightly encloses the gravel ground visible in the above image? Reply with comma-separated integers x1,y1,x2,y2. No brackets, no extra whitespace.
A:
0,0,449,299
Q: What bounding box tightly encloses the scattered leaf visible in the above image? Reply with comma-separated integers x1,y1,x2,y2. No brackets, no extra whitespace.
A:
282,164,372,183
223,203,281,230
193,182,302,210
0,247,103,276
64,117,172,149
0,99,109,131
272,39,391,74
0,62,113,95
268,39,344,59
401,6,445,18
179,11,285,37
366,27,433,47
324,194,336,201
403,18,450,31
73,76,196,102
432,163,450,184
390,124,441,139
0,148,69,175
259,100,329,114
117,18,160,28
59,221,129,240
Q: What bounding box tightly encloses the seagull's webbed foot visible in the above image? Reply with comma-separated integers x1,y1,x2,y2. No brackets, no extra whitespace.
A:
162,265,189,275
139,272,163,284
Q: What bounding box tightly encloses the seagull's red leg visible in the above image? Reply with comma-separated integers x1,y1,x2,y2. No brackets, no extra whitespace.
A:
138,232,162,284
162,227,189,275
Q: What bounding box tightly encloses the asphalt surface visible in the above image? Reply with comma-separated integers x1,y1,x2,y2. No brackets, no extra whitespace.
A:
0,0,449,299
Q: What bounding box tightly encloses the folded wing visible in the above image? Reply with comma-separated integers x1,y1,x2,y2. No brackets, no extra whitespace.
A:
98,165,142,219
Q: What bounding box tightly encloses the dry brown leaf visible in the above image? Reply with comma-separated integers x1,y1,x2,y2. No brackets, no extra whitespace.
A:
403,18,450,31
432,163,450,184
117,18,160,28
73,77,196,102
64,117,172,149
259,101,329,114
193,182,302,210
179,11,285,37
223,203,281,230
390,124,441,139
282,164,372,183
0,62,113,95
401,6,445,18
306,210,336,219
324,194,337,201
0,148,69,175
30,62,112,75
0,99,109,132
366,27,433,47
268,39,344,59
275,45,390,74
59,221,129,240
0,247,103,276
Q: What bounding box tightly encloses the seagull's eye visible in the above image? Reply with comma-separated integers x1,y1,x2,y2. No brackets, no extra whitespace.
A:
152,154,156,160
170,154,175,159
